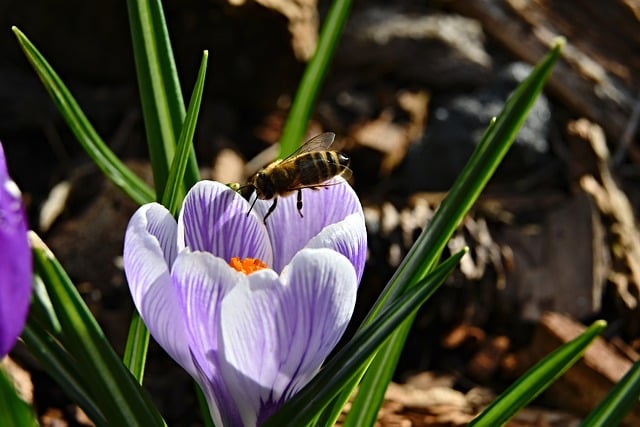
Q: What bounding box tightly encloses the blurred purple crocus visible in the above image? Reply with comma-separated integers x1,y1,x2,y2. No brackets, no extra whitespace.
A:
0,142,31,357
124,179,366,426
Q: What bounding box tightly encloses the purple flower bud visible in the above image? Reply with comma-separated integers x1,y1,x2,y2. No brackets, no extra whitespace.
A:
0,142,32,357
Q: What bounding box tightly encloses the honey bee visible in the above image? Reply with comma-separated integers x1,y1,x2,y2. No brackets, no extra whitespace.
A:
244,132,351,223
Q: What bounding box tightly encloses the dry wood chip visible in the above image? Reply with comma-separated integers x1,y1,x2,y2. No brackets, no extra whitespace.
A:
518,312,640,425
569,119,640,309
224,0,319,60
450,0,639,142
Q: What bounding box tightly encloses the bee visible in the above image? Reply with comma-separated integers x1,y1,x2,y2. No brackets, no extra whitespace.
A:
244,132,351,224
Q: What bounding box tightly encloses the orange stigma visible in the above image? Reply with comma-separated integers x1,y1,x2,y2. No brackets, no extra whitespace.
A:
229,257,268,274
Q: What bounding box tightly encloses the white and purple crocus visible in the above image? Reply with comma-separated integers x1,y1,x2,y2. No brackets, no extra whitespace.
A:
123,178,366,426
0,142,31,357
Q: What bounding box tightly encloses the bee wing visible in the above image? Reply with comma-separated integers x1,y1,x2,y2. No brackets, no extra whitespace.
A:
281,132,336,162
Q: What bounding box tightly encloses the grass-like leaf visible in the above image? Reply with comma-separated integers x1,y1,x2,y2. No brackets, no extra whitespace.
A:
469,320,607,426
29,233,165,426
162,51,208,216
122,311,150,383
278,0,353,157
21,323,107,427
29,274,62,336
263,249,467,427
0,364,38,427
12,27,155,205
127,0,200,197
339,38,565,427
581,358,640,427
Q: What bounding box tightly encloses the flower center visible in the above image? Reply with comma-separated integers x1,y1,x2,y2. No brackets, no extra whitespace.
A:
229,257,268,275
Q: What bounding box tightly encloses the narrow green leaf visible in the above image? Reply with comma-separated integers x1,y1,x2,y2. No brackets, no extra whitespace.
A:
29,274,62,336
384,38,564,309
12,27,155,206
263,249,467,427
278,0,353,157
127,0,200,197
30,233,165,426
0,364,38,427
340,323,409,427
470,320,607,426
162,51,209,215
195,383,216,427
21,323,108,427
338,38,565,426
123,310,150,383
581,358,640,427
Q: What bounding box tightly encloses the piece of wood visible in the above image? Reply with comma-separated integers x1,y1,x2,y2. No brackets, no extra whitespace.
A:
450,0,640,143
500,191,606,320
568,119,640,310
518,312,640,425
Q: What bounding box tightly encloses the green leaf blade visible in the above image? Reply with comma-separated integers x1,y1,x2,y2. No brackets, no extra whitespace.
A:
12,27,155,205
30,233,165,426
338,38,565,425
278,0,353,157
127,0,200,197
470,320,607,426
122,311,150,383
581,358,640,427
162,50,209,215
0,365,38,427
21,323,108,427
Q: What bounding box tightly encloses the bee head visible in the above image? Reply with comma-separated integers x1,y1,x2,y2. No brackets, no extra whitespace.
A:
254,171,275,199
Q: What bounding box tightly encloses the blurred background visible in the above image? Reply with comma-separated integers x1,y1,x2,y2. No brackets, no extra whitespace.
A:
1,0,639,425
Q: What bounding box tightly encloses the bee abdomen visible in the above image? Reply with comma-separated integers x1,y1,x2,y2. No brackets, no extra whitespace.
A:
294,152,349,185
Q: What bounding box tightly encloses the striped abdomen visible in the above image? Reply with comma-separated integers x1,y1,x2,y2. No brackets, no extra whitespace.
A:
295,151,350,186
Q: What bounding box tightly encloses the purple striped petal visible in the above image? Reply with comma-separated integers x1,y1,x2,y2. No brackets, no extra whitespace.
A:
219,248,357,425
253,177,365,273
0,143,31,357
306,212,367,283
172,251,247,427
123,203,195,376
178,181,272,266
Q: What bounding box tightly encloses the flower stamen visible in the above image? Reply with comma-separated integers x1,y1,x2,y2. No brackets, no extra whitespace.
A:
229,257,268,274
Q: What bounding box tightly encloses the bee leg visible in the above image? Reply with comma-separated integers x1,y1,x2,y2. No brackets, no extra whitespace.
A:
246,194,259,217
263,198,278,224
296,189,304,218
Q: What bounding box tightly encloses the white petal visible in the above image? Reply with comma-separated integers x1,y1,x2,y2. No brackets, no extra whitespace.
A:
306,211,367,282
123,204,194,375
171,250,247,426
219,248,357,424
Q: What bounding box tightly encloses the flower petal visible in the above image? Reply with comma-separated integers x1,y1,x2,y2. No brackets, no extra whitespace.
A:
219,248,357,425
0,143,31,357
305,212,367,283
254,177,364,273
172,250,247,427
123,203,195,375
178,181,272,265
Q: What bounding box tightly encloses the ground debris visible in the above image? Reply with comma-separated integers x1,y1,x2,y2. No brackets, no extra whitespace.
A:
223,0,319,61
515,312,640,426
337,370,584,426
568,119,640,320
450,0,640,142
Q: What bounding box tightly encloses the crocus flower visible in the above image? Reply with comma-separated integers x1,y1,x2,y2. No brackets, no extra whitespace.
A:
0,142,31,357
124,178,366,426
